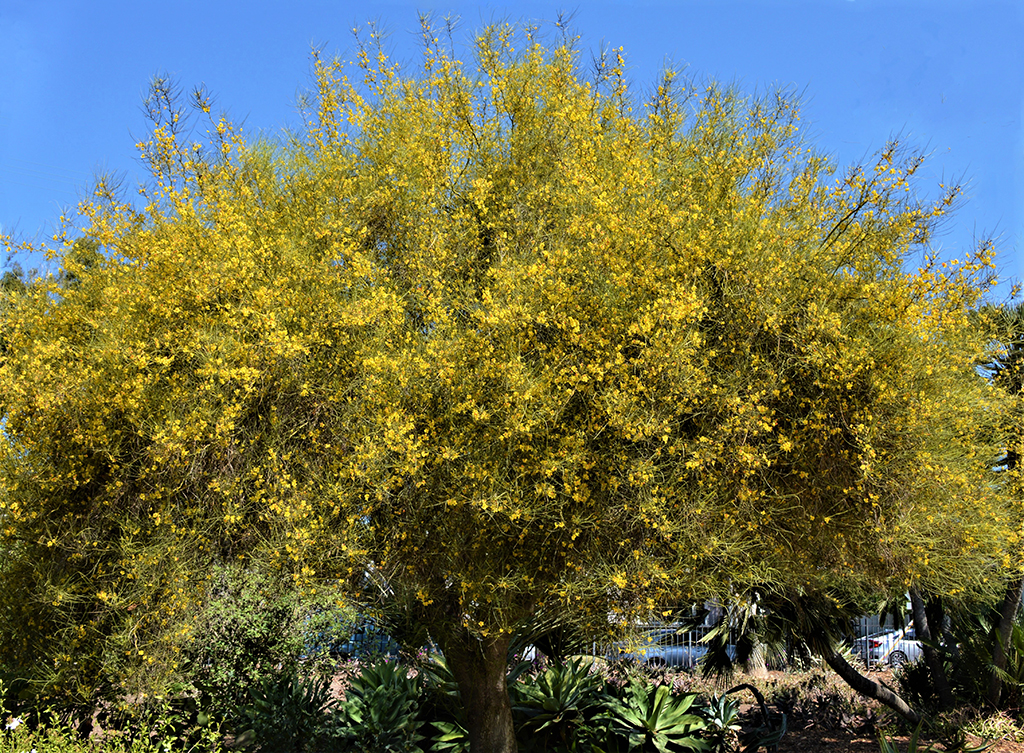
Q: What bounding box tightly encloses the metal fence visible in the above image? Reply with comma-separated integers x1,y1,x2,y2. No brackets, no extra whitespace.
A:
598,615,916,672
327,614,914,670
596,623,737,670
850,613,918,670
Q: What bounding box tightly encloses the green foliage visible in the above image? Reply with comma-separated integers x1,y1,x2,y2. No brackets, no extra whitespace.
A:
317,660,425,753
429,719,472,753
236,670,334,752
511,657,609,751
893,658,943,715
0,680,225,753
604,682,710,752
0,264,26,295
738,714,787,753
181,564,306,724
926,606,1024,712
699,695,742,752
961,712,1024,745
100,690,224,753
0,720,152,752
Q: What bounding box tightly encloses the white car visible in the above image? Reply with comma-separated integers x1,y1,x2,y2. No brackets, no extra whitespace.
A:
852,628,922,668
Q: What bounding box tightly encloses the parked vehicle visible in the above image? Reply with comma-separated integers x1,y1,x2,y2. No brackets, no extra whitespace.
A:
607,627,735,669
852,627,922,668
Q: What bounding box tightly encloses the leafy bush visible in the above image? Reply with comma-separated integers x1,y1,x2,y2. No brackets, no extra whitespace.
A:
96,688,225,753
944,607,1024,711
315,660,425,753
299,606,361,662
511,657,609,752
180,564,304,725
236,671,334,752
604,681,710,752
1,690,226,753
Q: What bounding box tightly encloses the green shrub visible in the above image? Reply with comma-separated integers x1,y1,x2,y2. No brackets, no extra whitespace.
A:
236,671,334,752
1,701,225,753
315,660,424,753
511,657,609,752
98,688,225,753
945,608,1024,712
604,681,710,752
178,565,361,735
180,564,304,726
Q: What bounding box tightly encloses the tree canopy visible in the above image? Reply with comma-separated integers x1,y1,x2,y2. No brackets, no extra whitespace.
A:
0,19,1015,751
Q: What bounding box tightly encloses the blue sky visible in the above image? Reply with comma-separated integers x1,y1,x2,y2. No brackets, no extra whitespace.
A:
2,0,1021,296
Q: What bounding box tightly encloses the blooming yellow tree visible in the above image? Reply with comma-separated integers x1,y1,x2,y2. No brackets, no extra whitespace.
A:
0,20,1014,750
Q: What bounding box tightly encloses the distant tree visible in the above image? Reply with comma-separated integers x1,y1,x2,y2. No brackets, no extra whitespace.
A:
0,265,25,294
0,18,1014,749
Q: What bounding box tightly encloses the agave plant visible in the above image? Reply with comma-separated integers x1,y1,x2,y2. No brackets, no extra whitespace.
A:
512,656,609,751
321,660,426,753
513,657,606,727
237,670,336,752
700,694,741,752
604,680,710,752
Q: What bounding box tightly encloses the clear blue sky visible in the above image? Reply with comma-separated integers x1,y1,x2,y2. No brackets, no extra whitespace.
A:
2,0,1021,296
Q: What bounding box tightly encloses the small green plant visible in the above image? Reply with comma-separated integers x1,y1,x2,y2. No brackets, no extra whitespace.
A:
317,660,425,753
730,710,787,753
714,683,787,753
112,688,224,753
512,656,609,752
962,711,1024,744
236,670,334,752
700,695,741,752
0,706,226,753
604,681,710,752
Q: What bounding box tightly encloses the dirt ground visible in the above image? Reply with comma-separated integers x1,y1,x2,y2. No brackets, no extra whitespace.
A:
778,727,1023,752
684,667,1024,753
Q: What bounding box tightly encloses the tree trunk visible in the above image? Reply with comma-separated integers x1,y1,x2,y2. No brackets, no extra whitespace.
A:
909,588,954,710
743,642,770,679
443,631,517,753
988,576,1024,708
822,647,921,725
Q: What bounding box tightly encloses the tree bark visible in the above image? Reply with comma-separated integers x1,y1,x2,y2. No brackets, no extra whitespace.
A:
443,631,517,753
743,642,770,679
822,647,921,725
988,575,1024,708
909,588,954,710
